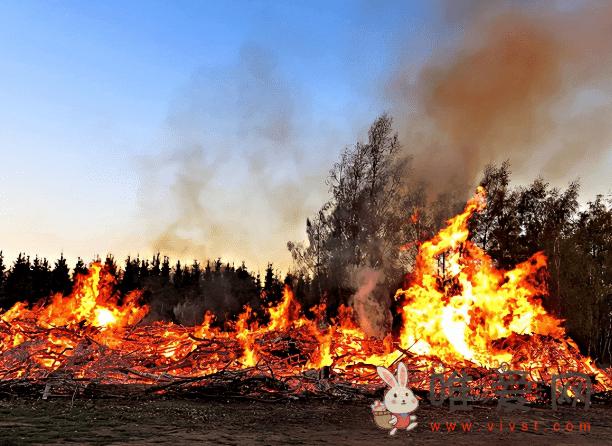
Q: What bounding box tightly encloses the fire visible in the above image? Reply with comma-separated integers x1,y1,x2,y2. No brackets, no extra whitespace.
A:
93,308,116,327
397,187,561,366
0,187,610,397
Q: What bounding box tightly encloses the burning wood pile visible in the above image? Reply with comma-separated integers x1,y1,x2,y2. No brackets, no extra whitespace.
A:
1,187,611,404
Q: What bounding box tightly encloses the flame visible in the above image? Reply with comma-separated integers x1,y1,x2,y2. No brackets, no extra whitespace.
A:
93,308,116,327
0,186,609,395
397,188,556,365
411,208,419,223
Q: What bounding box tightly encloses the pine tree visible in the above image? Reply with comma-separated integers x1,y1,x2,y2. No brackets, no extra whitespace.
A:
151,253,161,276
161,256,170,277
31,256,52,303
174,260,183,288
237,262,249,281
104,254,118,279
0,251,5,300
140,259,150,279
204,260,212,280
182,263,192,288
264,263,274,292
191,260,201,285
2,253,33,309
72,257,89,283
120,255,137,295
51,253,72,296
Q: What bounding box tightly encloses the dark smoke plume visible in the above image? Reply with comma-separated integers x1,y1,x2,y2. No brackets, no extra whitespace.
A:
385,0,612,196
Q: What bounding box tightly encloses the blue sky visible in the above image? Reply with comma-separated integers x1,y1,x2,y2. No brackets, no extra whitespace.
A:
2,0,611,273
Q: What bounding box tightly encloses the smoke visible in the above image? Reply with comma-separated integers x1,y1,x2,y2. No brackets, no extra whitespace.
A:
350,268,393,339
136,44,333,270
385,0,612,196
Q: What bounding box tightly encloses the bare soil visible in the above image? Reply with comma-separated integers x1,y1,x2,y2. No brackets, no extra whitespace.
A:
0,396,610,446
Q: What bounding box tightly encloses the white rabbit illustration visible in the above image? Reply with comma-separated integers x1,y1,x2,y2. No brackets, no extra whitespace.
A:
377,362,419,436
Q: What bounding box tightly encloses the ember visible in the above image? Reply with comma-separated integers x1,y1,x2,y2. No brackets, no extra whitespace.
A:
1,188,611,402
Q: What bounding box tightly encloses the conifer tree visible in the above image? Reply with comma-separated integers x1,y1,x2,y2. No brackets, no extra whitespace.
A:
104,254,118,279
72,257,89,283
161,256,170,278
204,260,212,280
174,260,183,288
0,251,5,299
2,253,33,309
140,259,150,279
191,260,201,285
182,263,192,288
151,253,161,276
264,263,274,292
51,253,72,296
120,255,137,295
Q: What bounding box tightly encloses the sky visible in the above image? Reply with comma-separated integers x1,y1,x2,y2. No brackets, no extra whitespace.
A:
1,0,612,274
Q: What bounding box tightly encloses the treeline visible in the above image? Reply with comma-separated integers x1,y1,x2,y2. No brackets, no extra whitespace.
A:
0,251,315,327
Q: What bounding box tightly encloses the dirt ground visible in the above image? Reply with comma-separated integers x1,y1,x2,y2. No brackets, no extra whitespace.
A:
0,396,610,446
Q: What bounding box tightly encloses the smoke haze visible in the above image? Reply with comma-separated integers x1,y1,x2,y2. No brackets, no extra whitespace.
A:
136,44,339,270
385,0,612,196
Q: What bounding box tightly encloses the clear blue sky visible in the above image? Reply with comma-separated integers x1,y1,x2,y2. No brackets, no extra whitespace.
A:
1,0,611,273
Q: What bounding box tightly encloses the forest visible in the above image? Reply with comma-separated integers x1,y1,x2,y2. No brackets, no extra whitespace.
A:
1,113,611,364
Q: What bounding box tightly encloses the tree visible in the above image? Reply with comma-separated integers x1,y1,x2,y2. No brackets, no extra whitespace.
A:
0,251,5,301
161,256,170,278
30,256,51,303
204,260,212,280
140,259,150,279
119,255,139,295
104,254,118,280
191,260,201,285
469,162,579,271
289,112,411,293
150,253,161,276
173,260,183,288
72,257,89,283
51,253,72,296
1,253,33,309
555,195,612,361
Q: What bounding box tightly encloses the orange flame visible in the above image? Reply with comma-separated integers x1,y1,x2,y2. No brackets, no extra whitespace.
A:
0,186,609,393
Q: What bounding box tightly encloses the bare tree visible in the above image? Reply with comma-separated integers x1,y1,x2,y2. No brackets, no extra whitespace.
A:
289,112,411,291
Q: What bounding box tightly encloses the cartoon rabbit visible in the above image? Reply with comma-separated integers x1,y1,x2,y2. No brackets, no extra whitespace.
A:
377,362,419,436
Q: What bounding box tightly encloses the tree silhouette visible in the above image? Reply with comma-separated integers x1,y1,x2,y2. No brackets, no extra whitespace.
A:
2,253,33,309
150,253,161,276
0,251,5,301
51,253,72,297
161,256,170,278
119,255,138,295
72,257,89,283
103,254,118,279
140,259,150,279
173,260,183,288
204,260,212,280
191,260,201,286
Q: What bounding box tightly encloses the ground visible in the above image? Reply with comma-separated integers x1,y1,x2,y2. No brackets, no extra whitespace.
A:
0,396,610,446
